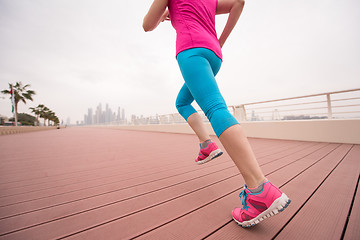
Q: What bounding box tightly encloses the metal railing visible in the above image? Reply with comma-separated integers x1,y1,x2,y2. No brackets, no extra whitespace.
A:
233,88,360,121
100,88,360,125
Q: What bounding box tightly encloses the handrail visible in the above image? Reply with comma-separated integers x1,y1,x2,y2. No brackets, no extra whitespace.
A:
231,88,360,121
93,88,360,125
238,88,360,106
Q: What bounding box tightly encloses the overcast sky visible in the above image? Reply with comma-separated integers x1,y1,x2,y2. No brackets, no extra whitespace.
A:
0,0,359,124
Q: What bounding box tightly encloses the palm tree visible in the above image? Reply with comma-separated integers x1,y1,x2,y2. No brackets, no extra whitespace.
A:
1,82,36,126
39,106,50,126
46,110,55,126
30,104,59,127
54,116,60,126
29,105,42,126
48,111,58,126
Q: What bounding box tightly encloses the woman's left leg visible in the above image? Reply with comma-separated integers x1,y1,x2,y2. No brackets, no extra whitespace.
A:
177,48,290,228
177,48,265,184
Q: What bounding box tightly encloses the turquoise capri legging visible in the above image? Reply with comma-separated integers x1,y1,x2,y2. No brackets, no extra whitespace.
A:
176,47,239,137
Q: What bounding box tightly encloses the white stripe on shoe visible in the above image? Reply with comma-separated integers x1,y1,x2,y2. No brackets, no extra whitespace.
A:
196,149,223,165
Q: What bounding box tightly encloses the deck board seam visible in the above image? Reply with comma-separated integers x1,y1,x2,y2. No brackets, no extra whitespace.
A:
202,143,344,239
0,172,243,237
0,161,230,200
0,140,311,186
118,144,340,239
1,142,331,221
0,143,339,238
340,173,360,240
271,144,354,239
56,178,244,239
0,142,328,206
0,160,222,192
128,188,244,240
1,143,334,237
261,143,333,172
0,158,193,185
257,142,313,159
0,165,236,220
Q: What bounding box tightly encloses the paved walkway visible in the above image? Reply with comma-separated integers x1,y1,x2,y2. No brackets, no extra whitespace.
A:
0,128,359,239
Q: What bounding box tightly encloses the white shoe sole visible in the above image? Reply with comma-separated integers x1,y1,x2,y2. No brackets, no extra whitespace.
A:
196,149,223,165
233,193,291,228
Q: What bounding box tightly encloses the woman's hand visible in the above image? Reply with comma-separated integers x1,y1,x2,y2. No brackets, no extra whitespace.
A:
219,38,225,48
143,0,169,32
217,0,245,47
160,9,170,22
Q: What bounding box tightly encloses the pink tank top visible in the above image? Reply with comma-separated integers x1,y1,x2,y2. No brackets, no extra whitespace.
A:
168,0,222,60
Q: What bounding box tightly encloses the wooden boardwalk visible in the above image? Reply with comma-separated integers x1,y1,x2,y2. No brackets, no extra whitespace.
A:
0,127,359,240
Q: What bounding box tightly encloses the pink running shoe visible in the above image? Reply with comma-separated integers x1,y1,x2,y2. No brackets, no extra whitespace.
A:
232,181,291,228
195,141,223,165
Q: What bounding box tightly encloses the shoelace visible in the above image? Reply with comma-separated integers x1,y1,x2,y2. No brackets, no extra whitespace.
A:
239,189,250,210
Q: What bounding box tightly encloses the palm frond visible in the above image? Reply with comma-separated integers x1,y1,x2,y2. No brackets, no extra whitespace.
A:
1,90,11,95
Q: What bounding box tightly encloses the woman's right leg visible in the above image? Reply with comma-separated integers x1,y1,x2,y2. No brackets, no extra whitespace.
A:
219,124,265,188
176,84,210,142
177,48,265,187
177,48,290,228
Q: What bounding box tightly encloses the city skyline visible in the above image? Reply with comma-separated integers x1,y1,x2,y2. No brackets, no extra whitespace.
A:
82,103,126,125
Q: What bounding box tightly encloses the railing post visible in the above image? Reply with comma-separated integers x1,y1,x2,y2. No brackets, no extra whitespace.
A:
168,114,172,124
233,105,247,121
326,94,333,119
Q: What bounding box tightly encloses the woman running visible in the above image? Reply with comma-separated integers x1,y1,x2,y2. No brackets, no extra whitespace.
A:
143,0,290,227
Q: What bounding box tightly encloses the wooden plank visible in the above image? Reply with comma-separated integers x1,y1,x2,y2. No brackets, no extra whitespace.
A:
204,144,352,240
250,139,307,159
0,162,234,219
0,131,301,187
0,128,286,191
0,156,227,206
0,139,323,223
344,173,360,240
3,138,320,239
276,145,360,240
1,138,305,237
0,136,314,217
258,142,322,165
0,129,208,204
134,143,341,239
60,144,335,239
0,128,342,240
0,130,302,193
0,129,199,183
0,165,240,235
0,170,245,239
0,151,202,198
0,128,200,178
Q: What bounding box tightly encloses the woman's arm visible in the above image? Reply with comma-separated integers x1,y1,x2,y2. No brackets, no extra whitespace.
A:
143,0,169,32
216,0,245,47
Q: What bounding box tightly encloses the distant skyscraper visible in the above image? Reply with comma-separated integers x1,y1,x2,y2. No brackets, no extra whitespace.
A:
105,103,109,123
122,109,125,120
88,108,93,125
96,103,102,124
117,107,121,121
83,103,127,125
